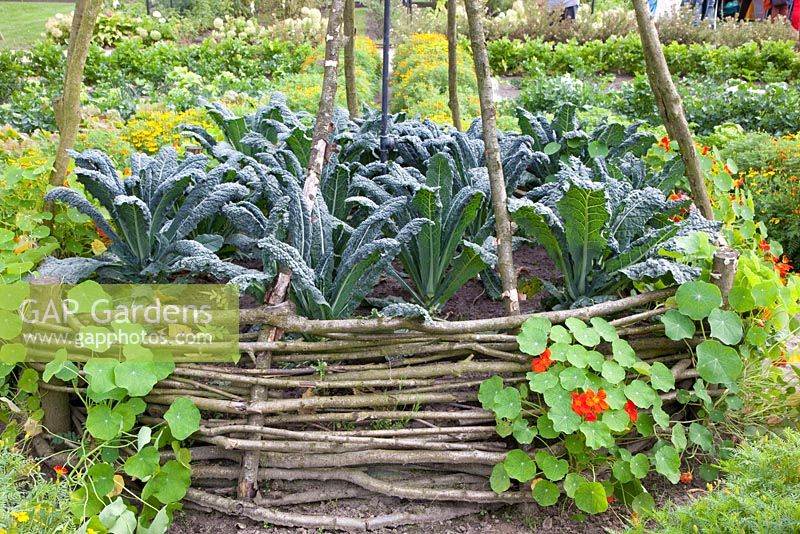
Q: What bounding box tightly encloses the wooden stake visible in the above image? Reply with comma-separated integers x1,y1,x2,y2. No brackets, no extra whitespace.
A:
344,0,359,118
463,0,519,316
630,0,714,220
447,0,462,131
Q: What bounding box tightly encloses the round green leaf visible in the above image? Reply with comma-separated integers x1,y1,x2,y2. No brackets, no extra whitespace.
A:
661,309,696,341
632,493,655,515
512,418,537,444
649,361,676,392
532,479,560,506
87,462,116,497
0,309,23,340
751,281,777,308
490,463,511,494
574,481,608,514
547,406,581,434
518,317,552,356
671,422,687,451
527,371,558,393
580,421,614,450
0,282,30,311
728,286,755,313
18,368,39,393
86,405,124,441
696,339,742,385
549,325,572,344
590,317,619,342
503,449,536,482
478,376,503,410
565,318,601,347
602,409,630,432
630,453,650,479
124,446,160,480
708,309,743,346
624,380,657,408
493,387,522,420
142,460,191,504
114,361,159,397
688,422,714,452
564,473,586,498
535,451,569,481
611,339,636,367
654,445,681,484
675,281,722,320
601,360,625,384
0,343,26,365
559,367,588,391
163,398,201,440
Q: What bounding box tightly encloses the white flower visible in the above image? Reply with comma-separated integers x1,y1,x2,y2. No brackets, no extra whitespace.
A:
152,10,162,18
149,30,162,41
55,13,64,20
159,17,166,23
213,17,224,29
51,28,63,39
137,27,148,37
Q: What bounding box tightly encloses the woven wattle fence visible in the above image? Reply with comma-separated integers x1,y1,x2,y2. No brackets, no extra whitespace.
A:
127,286,708,528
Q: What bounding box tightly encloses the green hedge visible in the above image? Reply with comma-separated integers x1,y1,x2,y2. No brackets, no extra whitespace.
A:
488,34,800,83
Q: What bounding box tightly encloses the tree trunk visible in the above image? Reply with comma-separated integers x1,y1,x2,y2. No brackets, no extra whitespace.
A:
463,0,519,316
49,0,102,209
447,0,462,131
237,0,347,500
630,0,714,220
344,0,359,118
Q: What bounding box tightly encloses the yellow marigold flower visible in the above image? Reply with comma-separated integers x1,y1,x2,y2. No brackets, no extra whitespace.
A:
11,510,30,522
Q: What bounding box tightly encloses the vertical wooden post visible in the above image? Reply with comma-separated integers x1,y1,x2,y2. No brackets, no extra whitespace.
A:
344,0,359,118
237,0,347,500
447,0,462,131
463,0,519,316
631,0,714,220
711,246,739,306
49,0,103,210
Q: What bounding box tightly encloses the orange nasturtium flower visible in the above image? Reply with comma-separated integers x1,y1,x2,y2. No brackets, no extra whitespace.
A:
659,136,671,151
758,239,771,252
54,465,68,476
624,400,638,423
571,389,609,421
679,471,693,485
530,347,554,373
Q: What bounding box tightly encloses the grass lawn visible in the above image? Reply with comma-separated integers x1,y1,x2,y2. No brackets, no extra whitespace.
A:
0,1,73,50
354,7,368,38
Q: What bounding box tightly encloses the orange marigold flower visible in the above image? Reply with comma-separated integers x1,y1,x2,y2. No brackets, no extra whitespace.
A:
775,256,792,278
659,136,671,151
531,347,554,373
759,239,770,252
733,178,744,188
679,471,693,485
668,192,688,201
54,465,68,476
723,164,732,175
624,400,638,423
701,146,710,156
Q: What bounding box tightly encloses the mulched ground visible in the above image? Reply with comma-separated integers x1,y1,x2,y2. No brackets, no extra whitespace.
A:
169,472,702,533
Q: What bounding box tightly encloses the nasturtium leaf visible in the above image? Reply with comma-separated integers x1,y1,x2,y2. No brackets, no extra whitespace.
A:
574,482,608,514
549,325,572,344
590,317,619,342
564,473,585,498
18,368,39,393
630,453,650,479
548,405,581,434
535,451,569,481
86,405,123,441
649,362,675,392
88,462,116,497
543,383,571,408
0,343,26,365
490,463,511,494
688,422,714,452
586,351,605,372
495,417,513,438
612,460,634,484
654,445,681,483
137,506,171,534
142,460,191,504
532,479,560,506
125,447,161,481
612,339,636,367
518,317,552,356
114,361,159,397
493,387,522,420
745,326,767,347
675,281,722,320
565,318,601,347
527,371,558,393
137,426,152,451
751,281,777,308
0,309,23,340
478,376,503,410
0,281,29,311
43,349,79,382
602,409,630,432
163,398,201,440
699,463,719,481
548,342,571,361
543,141,561,155
512,418,537,444
661,309,696,341
601,360,625,384
77,326,114,353
67,281,111,315
603,385,627,410
503,449,536,482
671,423,687,451
728,286,755,313
83,360,119,394
632,492,655,515
708,309,743,346
559,367,588,391
696,339,742,385
580,421,615,450
537,414,560,439
624,380,657,408
566,344,590,368
637,414,655,435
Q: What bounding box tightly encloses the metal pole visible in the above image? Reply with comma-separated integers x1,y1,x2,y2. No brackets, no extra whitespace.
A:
145,0,152,15
380,0,393,162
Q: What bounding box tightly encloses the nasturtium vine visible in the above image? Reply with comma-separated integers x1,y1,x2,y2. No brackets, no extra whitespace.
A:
480,309,745,514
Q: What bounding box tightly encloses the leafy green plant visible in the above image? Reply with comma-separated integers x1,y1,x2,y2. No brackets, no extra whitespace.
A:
511,158,718,306
627,430,800,533
41,147,264,285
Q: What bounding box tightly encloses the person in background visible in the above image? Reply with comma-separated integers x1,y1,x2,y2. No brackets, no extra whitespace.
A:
549,0,580,20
